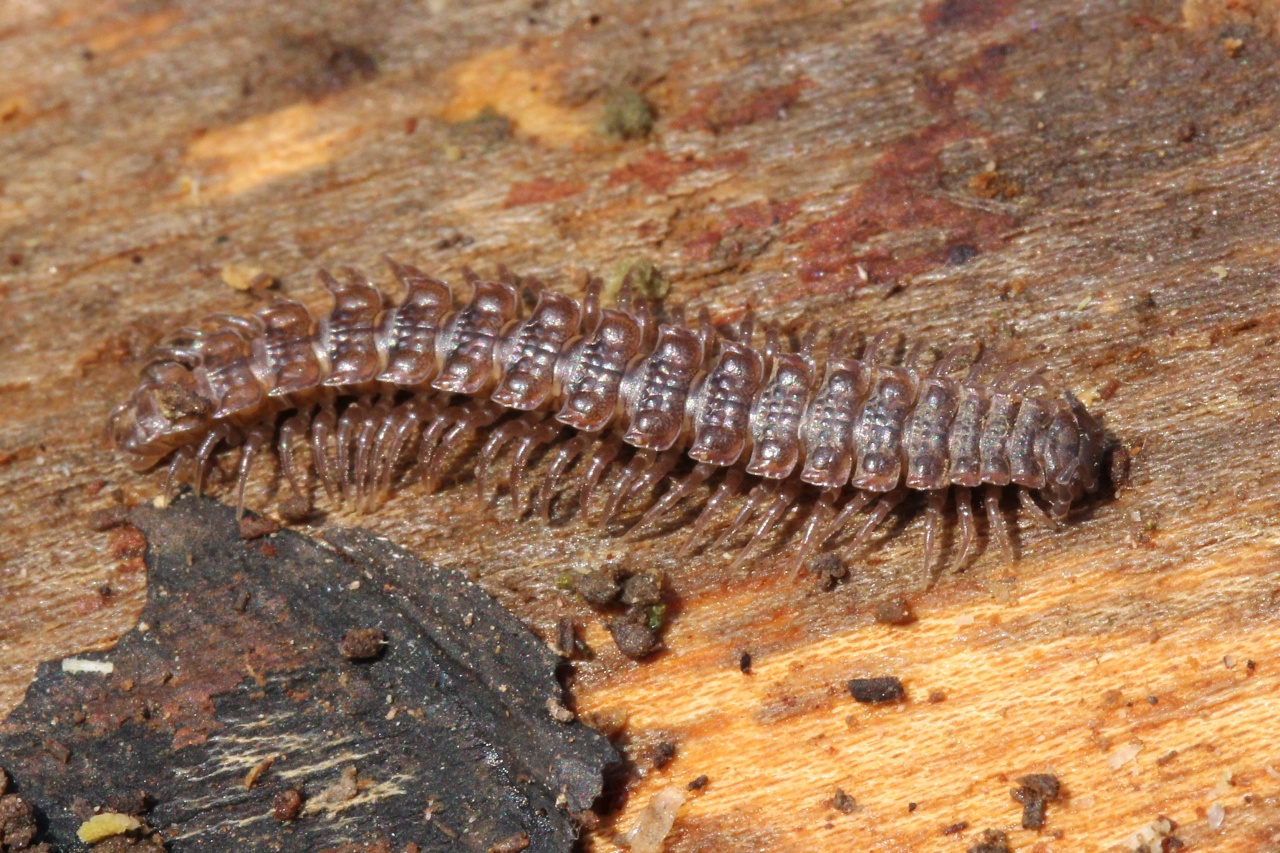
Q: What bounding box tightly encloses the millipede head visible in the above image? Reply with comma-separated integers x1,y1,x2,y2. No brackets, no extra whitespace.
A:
107,365,213,470
1040,392,1107,518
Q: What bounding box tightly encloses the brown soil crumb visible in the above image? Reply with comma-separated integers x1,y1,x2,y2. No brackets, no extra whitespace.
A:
238,514,281,540
1015,773,1061,801
651,741,677,770
1012,773,1062,829
873,596,915,625
555,618,579,659
620,572,664,607
103,790,151,817
739,651,752,674
928,690,947,703
809,553,847,590
488,831,531,852
832,788,857,814
598,86,656,140
608,612,661,659
942,820,969,835
968,169,1022,199
0,772,45,851
340,628,388,661
687,775,708,790
848,676,906,704
1020,796,1046,829
966,829,1011,853
572,566,624,605
272,788,304,822
276,496,315,524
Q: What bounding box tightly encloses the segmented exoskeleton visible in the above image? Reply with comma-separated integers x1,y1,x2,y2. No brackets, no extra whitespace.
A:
108,260,1107,573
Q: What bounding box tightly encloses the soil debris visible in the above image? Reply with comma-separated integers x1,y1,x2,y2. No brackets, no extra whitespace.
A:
848,676,907,704
598,86,657,140
966,828,1011,853
873,596,915,625
609,610,662,659
340,627,388,661
271,789,304,822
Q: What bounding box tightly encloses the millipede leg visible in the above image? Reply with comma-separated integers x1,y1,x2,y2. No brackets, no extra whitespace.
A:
415,407,459,492
846,487,906,553
818,489,873,549
422,401,502,493
535,434,592,520
732,480,802,571
599,449,656,528
631,462,716,535
353,409,384,510
194,423,233,498
362,401,402,508
374,404,427,501
711,481,773,551
1018,486,1058,530
985,485,1014,560
955,486,977,568
162,446,194,506
311,401,340,503
578,435,622,513
680,469,744,557
475,419,531,504
335,401,369,505
235,419,275,520
614,448,681,522
789,488,838,577
922,489,948,577
278,410,312,503
509,420,562,516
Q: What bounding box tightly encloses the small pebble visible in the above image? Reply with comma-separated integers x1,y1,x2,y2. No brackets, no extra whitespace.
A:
340,628,387,661
848,676,906,704
608,613,661,659
272,788,304,822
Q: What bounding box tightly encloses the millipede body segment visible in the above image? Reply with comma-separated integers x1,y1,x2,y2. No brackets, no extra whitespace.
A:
108,260,1107,572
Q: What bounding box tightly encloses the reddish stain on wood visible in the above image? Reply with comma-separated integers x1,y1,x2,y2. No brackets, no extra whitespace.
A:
683,199,799,262
793,122,1016,289
608,150,749,193
503,177,586,208
672,79,812,133
792,41,1018,290
920,0,1017,33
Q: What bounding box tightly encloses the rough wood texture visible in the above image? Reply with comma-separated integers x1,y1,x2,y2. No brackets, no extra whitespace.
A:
1,1,1278,851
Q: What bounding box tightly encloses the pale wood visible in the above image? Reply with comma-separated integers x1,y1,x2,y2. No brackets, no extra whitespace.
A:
2,1,1279,851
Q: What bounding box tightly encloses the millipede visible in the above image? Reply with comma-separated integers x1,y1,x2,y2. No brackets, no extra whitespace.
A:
107,259,1108,574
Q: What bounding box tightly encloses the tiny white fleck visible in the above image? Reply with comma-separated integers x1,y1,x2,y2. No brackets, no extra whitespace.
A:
1108,740,1143,770
1207,802,1225,830
62,658,113,675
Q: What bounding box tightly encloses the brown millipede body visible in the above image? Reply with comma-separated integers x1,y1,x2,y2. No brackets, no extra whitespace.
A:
108,260,1108,574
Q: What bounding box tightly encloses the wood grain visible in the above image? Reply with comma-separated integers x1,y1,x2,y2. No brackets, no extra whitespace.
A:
2,1,1279,851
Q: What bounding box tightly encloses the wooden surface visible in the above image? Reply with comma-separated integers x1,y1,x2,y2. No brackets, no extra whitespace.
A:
2,1,1280,851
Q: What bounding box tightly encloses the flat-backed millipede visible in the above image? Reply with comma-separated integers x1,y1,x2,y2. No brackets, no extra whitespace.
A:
107,260,1108,573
